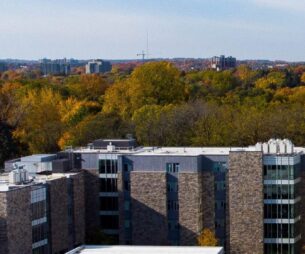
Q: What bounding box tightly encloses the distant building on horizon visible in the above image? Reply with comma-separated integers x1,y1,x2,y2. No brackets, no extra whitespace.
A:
210,55,237,71
85,59,112,74
40,58,71,76
0,62,8,72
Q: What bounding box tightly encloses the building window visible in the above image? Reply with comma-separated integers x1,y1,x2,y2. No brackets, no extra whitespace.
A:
124,181,130,191
100,178,117,192
124,201,130,211
124,163,133,172
100,197,118,211
215,201,226,210
215,219,225,229
264,222,300,238
264,184,298,200
100,215,119,230
215,181,226,191
124,220,131,229
166,163,180,173
32,223,48,244
99,159,118,174
264,243,298,254
31,201,46,221
264,164,299,180
32,245,49,254
168,220,179,231
264,203,299,219
167,200,179,211
167,182,178,192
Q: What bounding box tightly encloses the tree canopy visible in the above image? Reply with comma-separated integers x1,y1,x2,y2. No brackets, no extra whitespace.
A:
2,61,305,166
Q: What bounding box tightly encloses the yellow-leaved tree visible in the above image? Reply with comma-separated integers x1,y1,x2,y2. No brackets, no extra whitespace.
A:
103,61,185,119
197,228,218,247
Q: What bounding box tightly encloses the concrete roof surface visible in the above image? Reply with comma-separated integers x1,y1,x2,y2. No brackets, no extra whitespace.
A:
66,245,224,254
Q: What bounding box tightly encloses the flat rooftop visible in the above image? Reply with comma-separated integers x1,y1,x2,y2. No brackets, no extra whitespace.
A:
0,172,80,192
66,246,224,254
72,144,305,156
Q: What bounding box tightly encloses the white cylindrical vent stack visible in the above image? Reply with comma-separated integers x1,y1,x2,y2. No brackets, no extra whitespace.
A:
255,142,262,152
263,143,269,154
285,140,294,154
107,142,116,152
269,140,278,154
279,140,286,154
20,169,29,183
9,170,21,184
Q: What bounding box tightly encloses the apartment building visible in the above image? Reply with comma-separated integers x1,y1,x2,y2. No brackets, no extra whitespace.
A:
0,156,85,254
85,60,112,74
40,58,71,76
210,55,237,71
1,138,304,254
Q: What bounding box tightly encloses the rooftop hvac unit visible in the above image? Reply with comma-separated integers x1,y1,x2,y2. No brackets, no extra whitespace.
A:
278,141,286,154
20,168,29,182
286,141,294,154
107,142,116,152
255,143,262,152
262,143,269,154
9,170,21,184
269,141,278,154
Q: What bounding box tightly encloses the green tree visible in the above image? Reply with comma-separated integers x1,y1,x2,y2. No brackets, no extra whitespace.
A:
0,122,20,168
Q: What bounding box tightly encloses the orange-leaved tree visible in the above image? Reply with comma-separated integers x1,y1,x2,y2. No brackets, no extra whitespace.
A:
197,228,218,247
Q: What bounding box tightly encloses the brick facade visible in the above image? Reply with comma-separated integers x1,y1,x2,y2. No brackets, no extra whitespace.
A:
130,172,168,245
179,172,202,246
49,177,69,253
71,172,86,246
84,169,100,241
0,187,32,254
202,171,215,231
228,151,264,254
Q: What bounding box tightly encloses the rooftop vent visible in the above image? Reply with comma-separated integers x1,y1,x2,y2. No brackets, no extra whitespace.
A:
107,142,116,152
9,164,29,184
256,139,294,154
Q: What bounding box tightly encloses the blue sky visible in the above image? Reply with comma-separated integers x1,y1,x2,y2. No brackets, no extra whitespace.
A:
0,0,305,61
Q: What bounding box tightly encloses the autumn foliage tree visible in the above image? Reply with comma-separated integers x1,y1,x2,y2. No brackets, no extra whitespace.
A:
3,63,305,165
103,61,186,118
197,228,218,247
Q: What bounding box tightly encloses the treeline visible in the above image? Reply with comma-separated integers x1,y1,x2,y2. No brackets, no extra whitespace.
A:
1,62,305,166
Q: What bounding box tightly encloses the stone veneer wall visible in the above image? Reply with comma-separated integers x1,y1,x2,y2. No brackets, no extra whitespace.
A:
50,177,69,253
202,171,215,231
179,172,202,246
0,187,32,254
83,169,100,241
228,151,264,254
0,192,8,254
130,172,168,245
71,172,86,246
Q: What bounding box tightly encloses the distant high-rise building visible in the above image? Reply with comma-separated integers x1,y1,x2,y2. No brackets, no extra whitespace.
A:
0,62,8,72
85,60,112,74
40,58,71,76
211,55,237,71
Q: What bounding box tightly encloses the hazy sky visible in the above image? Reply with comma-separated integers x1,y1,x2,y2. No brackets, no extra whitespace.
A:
1,0,305,61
